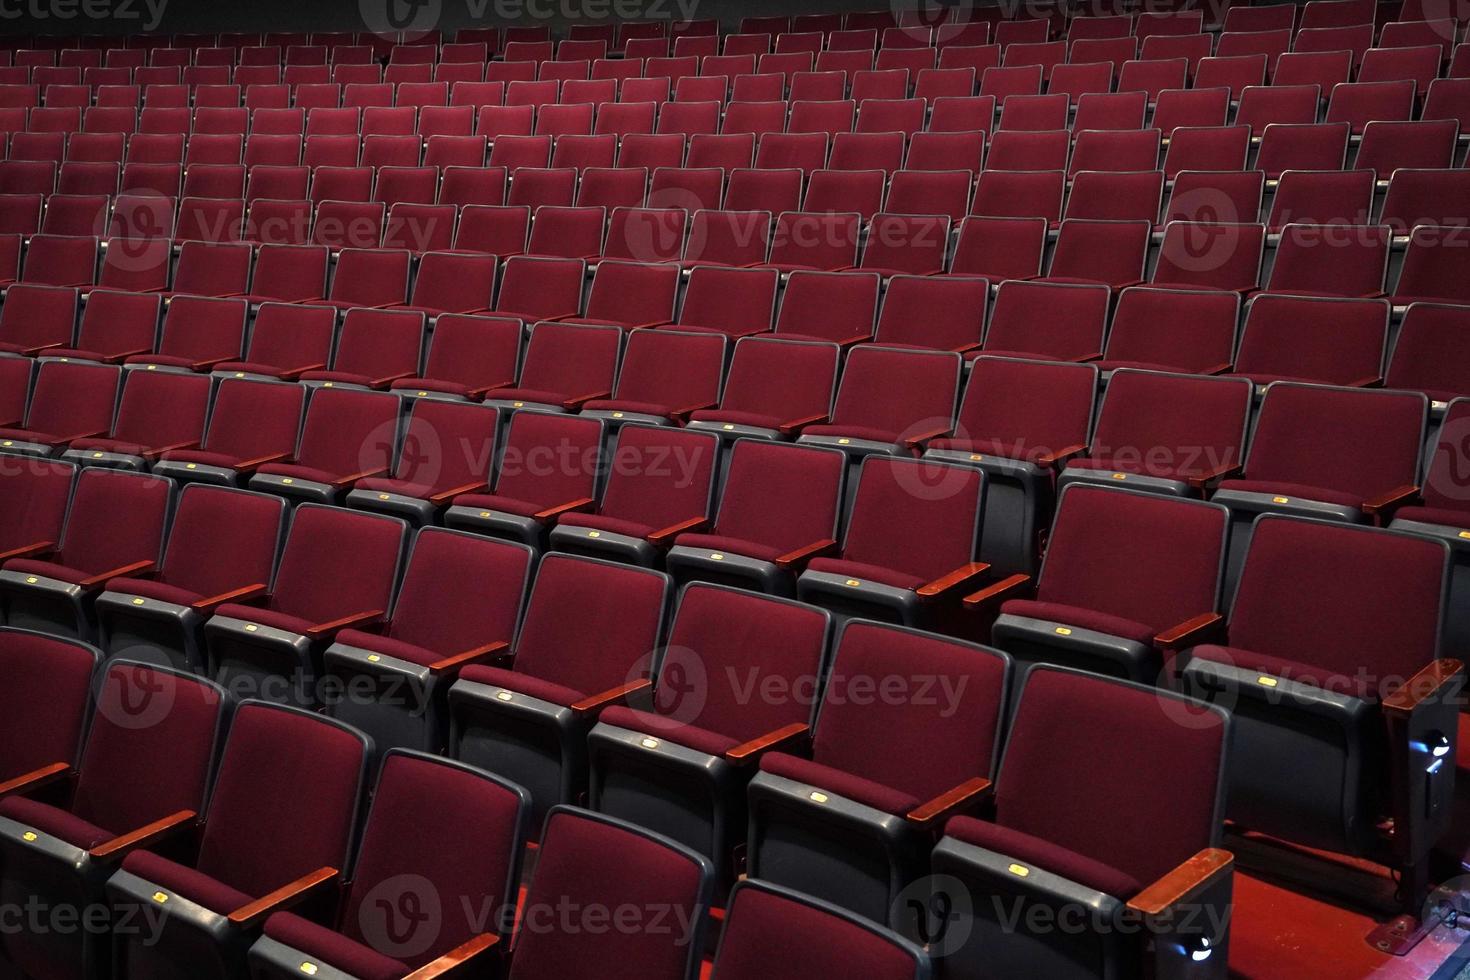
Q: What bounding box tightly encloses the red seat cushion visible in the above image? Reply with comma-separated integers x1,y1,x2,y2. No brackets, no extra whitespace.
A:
598,705,741,756
760,752,922,816
4,559,88,584
1067,456,1205,482
1395,505,1470,529
926,435,1056,464
450,493,547,518
333,628,440,668
483,386,568,406
354,477,438,499
944,815,1143,899
1186,643,1376,701
106,576,204,606
1215,478,1365,509
263,913,408,980
688,409,783,430
1001,598,1157,646
0,796,113,849
297,370,374,387
390,377,475,398
255,462,346,486
214,602,315,635
674,532,784,563
804,557,923,590
556,512,657,539
158,449,247,469
120,850,253,915
457,663,586,706
0,426,60,445
213,360,287,377
68,437,152,455
580,398,674,418
800,423,902,444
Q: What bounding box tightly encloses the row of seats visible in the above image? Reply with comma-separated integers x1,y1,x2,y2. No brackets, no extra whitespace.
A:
0,638,946,979
0,245,1466,385
1,348,1465,602
1,472,1456,976
0,201,1464,302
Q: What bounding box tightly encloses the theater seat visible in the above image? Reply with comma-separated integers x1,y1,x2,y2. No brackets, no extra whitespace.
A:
0,467,171,641
248,386,401,505
933,666,1232,980
95,485,285,672
797,456,988,626
0,661,226,980
710,880,930,979
498,807,714,979
686,336,840,445
248,751,529,980
323,528,532,754
152,377,305,489
105,701,370,980
589,583,831,882
0,627,99,788
447,553,671,826
1176,516,1460,905
977,484,1229,692
203,504,406,707
747,622,1009,920
665,439,846,595
551,424,720,567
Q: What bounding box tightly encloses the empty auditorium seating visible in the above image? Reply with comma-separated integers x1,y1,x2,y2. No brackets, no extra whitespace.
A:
248,385,400,504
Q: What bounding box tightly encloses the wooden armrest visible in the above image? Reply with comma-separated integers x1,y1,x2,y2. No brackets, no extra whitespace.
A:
468,380,515,397
1199,362,1233,376
233,451,292,473
228,866,338,928
89,809,197,862
1071,352,1104,363
1036,443,1088,468
533,496,595,522
369,370,416,388
105,347,154,364
1383,659,1465,716
561,389,611,411
429,481,488,506
774,537,838,570
778,413,828,437
191,583,269,613
80,560,155,590
278,362,327,380
1347,374,1383,388
1154,612,1223,652
1362,483,1419,518
331,466,389,488
962,573,1032,610
647,516,708,546
401,933,501,980
669,400,717,421
1184,462,1242,489
834,333,871,348
0,762,70,800
23,341,65,355
0,540,54,562
428,640,510,675
188,356,231,371
906,776,993,830
56,429,109,444
904,425,953,451
305,609,384,640
140,440,199,461
726,722,810,764
949,342,983,354
572,678,652,715
917,561,992,599
1126,848,1233,918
